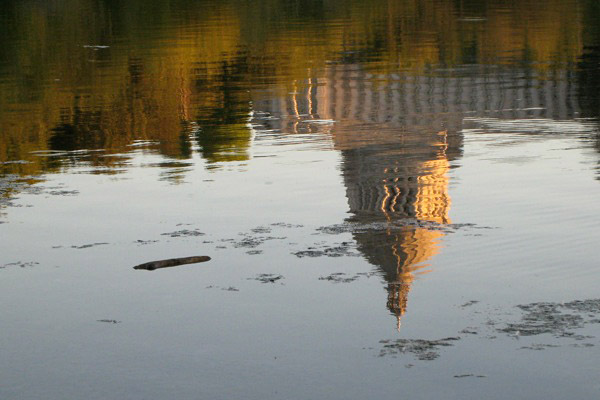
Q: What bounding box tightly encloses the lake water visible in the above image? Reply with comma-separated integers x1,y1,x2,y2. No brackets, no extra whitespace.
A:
1,1,600,399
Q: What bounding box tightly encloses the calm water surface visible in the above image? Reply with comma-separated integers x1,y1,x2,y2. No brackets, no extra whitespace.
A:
2,1,600,399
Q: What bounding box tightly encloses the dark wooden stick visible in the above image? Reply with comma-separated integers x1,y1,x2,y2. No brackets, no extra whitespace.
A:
133,256,211,271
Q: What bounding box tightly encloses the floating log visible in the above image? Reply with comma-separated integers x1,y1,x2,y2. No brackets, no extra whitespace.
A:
133,256,211,271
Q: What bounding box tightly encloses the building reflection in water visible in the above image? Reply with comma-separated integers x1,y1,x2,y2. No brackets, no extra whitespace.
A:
252,62,590,329
336,145,452,329
337,134,454,330
254,65,466,329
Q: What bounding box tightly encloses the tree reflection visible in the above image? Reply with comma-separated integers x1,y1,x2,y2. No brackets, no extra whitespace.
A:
0,0,591,177
577,1,600,179
195,60,253,164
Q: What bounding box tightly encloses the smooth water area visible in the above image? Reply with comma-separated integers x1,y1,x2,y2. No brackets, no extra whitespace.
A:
1,1,600,399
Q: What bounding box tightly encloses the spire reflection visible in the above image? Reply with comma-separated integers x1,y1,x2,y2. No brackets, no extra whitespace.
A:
337,131,454,330
255,64,463,329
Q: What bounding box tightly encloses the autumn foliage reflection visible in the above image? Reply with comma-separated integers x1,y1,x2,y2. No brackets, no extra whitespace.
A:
0,0,591,179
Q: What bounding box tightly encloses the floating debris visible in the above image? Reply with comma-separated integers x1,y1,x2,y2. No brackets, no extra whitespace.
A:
318,271,376,283
1,261,39,269
325,271,376,283
48,190,79,196
374,298,600,361
133,256,211,271
205,285,239,291
251,226,272,234
233,235,286,249
520,344,561,351
97,319,121,324
460,327,479,335
161,229,205,237
460,300,480,308
134,240,159,246
319,272,358,283
270,222,304,228
499,302,587,337
378,337,460,360
293,242,360,258
71,242,109,249
249,274,284,284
